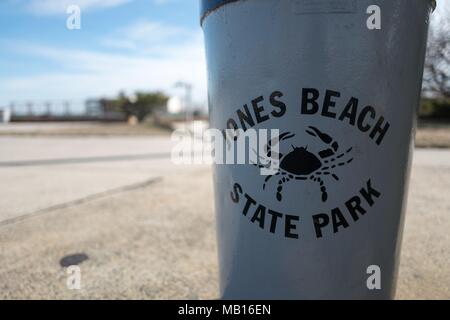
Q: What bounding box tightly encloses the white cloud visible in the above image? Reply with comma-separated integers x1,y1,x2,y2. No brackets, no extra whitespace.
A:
101,20,188,51
0,24,207,106
26,0,133,15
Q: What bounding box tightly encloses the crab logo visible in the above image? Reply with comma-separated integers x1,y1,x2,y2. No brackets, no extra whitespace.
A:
255,126,354,202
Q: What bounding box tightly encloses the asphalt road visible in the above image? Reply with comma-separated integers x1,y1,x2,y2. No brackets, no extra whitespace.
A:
0,136,448,299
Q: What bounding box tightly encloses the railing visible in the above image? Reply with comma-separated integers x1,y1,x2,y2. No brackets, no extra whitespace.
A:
3,100,125,122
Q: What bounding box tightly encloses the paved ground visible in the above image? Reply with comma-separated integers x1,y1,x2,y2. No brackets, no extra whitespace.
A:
0,135,448,299
416,123,450,148
0,122,171,136
0,136,176,222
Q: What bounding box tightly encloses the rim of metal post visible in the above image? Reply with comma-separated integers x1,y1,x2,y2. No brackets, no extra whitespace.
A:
201,0,437,26
200,0,241,26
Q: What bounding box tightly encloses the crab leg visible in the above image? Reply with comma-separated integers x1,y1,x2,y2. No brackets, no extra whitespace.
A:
263,172,279,190
309,175,328,202
323,155,354,167
317,177,328,202
317,157,353,179
275,176,291,202
322,147,353,164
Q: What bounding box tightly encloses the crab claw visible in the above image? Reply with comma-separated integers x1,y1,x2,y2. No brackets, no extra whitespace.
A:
306,126,338,151
267,132,294,149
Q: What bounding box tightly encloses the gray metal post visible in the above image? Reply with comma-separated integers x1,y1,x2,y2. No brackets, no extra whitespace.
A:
201,0,434,299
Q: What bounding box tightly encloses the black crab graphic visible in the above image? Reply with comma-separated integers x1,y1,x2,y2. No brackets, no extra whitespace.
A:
254,126,354,202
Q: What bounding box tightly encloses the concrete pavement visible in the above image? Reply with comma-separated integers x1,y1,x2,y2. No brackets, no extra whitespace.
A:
0,136,448,299
0,136,176,222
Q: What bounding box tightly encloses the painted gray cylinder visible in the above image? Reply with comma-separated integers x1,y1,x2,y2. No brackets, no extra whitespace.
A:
201,0,432,299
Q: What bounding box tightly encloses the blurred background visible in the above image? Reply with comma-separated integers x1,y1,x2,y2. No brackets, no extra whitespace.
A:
0,0,448,299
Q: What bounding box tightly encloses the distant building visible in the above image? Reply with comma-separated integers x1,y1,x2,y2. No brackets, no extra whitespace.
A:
167,96,183,114
0,107,11,123
85,99,103,117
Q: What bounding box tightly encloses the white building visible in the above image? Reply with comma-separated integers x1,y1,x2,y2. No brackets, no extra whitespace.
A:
0,107,11,123
167,96,183,114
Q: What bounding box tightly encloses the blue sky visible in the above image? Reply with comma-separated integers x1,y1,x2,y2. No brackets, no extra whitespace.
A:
0,0,206,107
0,0,448,109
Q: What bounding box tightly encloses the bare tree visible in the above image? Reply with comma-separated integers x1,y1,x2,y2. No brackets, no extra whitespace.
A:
423,5,450,99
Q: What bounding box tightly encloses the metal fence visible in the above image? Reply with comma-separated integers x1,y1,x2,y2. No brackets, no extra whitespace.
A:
3,100,125,122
